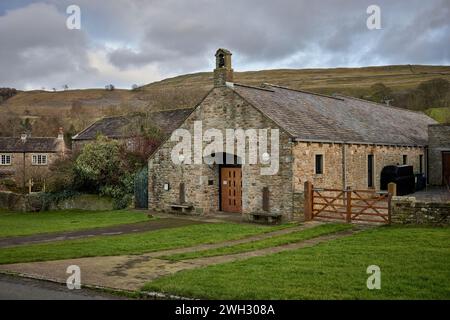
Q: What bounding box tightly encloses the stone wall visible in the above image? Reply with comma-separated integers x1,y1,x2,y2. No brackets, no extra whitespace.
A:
148,87,294,218
0,152,61,187
49,194,114,211
0,192,114,212
292,192,305,218
391,196,450,225
0,191,43,212
428,124,450,185
292,142,425,192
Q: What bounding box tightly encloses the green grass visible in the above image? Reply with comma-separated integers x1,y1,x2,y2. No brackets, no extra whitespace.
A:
144,226,450,300
426,107,450,123
0,210,150,238
163,223,352,261
0,223,291,265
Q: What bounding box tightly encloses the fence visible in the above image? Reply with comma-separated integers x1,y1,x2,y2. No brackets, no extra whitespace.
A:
304,181,394,224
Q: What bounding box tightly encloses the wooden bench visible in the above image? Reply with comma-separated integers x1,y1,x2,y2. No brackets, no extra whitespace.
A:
250,212,283,224
170,204,194,214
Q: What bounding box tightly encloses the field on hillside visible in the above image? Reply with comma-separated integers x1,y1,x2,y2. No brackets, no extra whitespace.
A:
1,65,449,137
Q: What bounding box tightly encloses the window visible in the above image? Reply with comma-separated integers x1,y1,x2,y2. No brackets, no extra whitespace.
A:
32,154,48,166
0,154,11,165
368,154,374,188
315,154,323,175
419,155,424,174
403,155,408,165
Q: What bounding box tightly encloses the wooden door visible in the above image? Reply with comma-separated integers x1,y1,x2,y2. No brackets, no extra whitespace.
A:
221,167,242,213
443,152,450,186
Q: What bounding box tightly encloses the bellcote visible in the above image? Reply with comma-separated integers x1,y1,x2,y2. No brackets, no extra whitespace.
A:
214,48,234,87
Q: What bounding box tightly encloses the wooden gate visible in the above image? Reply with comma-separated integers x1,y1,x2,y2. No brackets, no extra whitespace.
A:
134,166,148,209
304,182,392,224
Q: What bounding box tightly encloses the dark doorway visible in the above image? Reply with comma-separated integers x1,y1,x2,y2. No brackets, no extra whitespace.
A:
443,152,450,186
368,154,374,188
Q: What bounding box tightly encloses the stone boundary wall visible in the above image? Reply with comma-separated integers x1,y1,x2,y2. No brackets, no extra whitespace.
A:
391,196,450,225
0,192,42,212
0,192,114,212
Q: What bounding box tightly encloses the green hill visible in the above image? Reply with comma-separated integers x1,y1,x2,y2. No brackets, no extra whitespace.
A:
1,65,449,138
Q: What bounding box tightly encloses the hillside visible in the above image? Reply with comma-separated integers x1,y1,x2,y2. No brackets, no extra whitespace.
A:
1,65,449,139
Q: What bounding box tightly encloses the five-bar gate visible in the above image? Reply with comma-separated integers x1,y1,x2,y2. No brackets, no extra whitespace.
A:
304,182,392,224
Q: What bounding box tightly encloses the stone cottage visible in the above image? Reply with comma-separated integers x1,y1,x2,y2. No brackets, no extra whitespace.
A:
147,49,437,219
0,128,69,189
428,124,450,186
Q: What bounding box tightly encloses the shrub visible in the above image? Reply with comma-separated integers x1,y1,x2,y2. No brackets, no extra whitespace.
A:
74,135,124,191
74,135,139,209
47,158,76,193
0,178,17,189
40,190,80,211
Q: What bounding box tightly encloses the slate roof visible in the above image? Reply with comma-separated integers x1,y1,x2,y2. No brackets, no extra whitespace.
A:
232,83,437,146
73,109,193,141
0,137,64,153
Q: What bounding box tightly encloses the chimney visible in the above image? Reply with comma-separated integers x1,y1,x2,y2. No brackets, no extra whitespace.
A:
58,127,64,140
214,48,233,87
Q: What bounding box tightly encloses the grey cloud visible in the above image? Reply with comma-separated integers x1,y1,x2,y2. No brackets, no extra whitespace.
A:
0,0,448,89
105,0,450,73
0,2,96,89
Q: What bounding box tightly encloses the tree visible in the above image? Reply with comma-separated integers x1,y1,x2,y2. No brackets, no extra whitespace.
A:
369,83,393,104
63,84,69,91
47,157,76,193
417,78,449,108
0,88,17,103
20,118,32,132
131,84,139,91
105,84,115,91
73,135,144,208
74,135,123,190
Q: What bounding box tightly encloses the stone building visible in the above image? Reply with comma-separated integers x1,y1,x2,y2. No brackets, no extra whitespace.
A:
147,49,437,219
72,110,192,154
0,128,69,188
428,124,450,186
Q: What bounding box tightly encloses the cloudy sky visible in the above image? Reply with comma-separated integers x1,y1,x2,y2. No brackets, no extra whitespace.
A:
0,0,449,90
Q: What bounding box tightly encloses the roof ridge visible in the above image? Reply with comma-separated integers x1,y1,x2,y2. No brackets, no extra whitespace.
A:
233,83,275,92
0,136,57,140
334,94,431,116
148,108,194,114
262,83,345,101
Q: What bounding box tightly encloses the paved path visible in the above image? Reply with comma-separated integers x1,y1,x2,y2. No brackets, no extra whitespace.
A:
0,218,204,248
0,222,361,292
410,187,450,203
0,274,124,300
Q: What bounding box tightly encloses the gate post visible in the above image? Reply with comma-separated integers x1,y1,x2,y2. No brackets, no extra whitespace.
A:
345,186,352,223
388,182,397,196
387,183,396,224
304,181,313,221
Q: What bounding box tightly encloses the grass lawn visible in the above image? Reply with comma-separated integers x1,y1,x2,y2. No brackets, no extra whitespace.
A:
0,223,292,265
0,210,150,238
144,226,450,300
426,107,450,123
163,223,353,261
